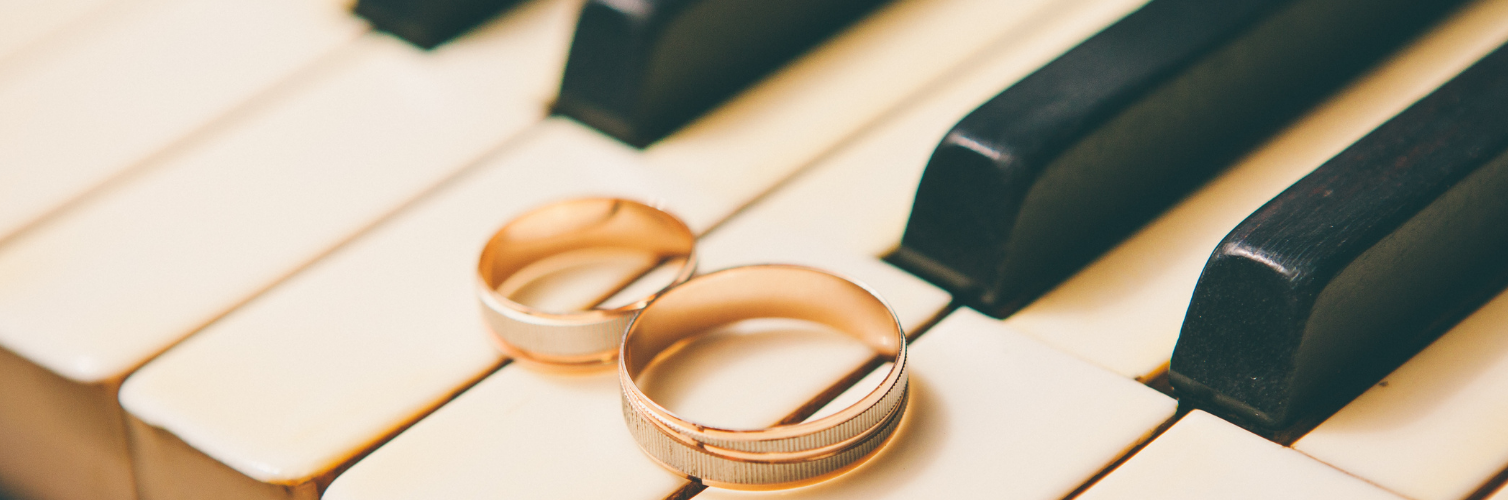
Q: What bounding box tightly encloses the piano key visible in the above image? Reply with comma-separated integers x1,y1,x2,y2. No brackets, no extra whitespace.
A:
0,348,135,500
117,119,671,493
321,364,685,499
1002,0,1508,381
121,0,1156,493
0,0,581,497
799,360,894,424
1170,39,1508,431
1292,283,1508,499
354,0,524,49
0,2,361,496
0,0,364,244
555,0,891,147
0,0,129,63
1074,410,1402,500
693,309,1176,500
891,0,1466,318
0,0,578,398
1492,484,1508,500
699,242,949,336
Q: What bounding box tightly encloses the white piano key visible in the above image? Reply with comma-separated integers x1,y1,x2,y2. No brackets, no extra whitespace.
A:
320,368,683,500
696,239,948,335
1491,484,1508,500
119,121,666,485
0,0,127,63
0,0,364,243
0,1,363,497
0,0,579,497
0,347,136,500
118,0,1149,495
1293,287,1508,500
694,309,1175,500
1075,411,1402,500
632,317,882,431
322,317,882,500
0,0,580,387
999,0,1508,379
803,361,893,424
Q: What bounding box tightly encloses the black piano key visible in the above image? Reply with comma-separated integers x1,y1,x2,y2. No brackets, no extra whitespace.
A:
554,0,891,148
889,0,1465,318
354,0,524,49
1169,43,1508,432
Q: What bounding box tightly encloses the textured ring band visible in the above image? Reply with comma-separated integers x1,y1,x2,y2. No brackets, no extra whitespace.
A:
619,265,908,489
477,198,695,367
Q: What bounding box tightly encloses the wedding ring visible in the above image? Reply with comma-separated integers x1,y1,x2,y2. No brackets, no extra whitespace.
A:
619,265,908,489
478,198,696,367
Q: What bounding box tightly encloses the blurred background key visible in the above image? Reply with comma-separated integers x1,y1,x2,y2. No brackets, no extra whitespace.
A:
554,0,893,147
354,0,526,48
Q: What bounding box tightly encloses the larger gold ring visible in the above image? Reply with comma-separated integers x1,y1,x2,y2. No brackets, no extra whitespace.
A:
619,265,908,490
477,198,696,367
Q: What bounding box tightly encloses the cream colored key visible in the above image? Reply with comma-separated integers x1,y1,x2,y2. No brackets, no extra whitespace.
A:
1076,411,1401,500
0,1,581,498
118,121,663,492
0,2,360,497
1293,287,1508,500
0,0,363,243
0,0,578,390
0,0,128,63
698,237,950,335
119,0,1154,497
1491,483,1508,500
1000,0,1508,380
694,309,1175,500
320,366,684,500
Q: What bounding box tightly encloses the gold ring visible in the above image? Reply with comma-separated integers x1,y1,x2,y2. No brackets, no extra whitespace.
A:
477,198,696,367
619,265,908,489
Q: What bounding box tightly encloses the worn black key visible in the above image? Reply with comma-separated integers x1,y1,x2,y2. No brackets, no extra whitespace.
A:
888,0,1464,318
354,0,524,49
1170,43,1508,433
554,0,891,147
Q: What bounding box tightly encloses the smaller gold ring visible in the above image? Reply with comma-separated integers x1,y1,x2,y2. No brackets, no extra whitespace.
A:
619,265,908,489
477,198,696,367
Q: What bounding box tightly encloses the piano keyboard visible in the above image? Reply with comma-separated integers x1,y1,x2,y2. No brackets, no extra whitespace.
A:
1,0,1507,499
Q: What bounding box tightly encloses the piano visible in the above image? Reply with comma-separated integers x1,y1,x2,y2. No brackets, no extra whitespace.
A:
2,0,1507,499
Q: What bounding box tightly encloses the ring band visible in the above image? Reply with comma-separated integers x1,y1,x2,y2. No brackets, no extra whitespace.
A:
619,265,908,489
477,198,696,367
